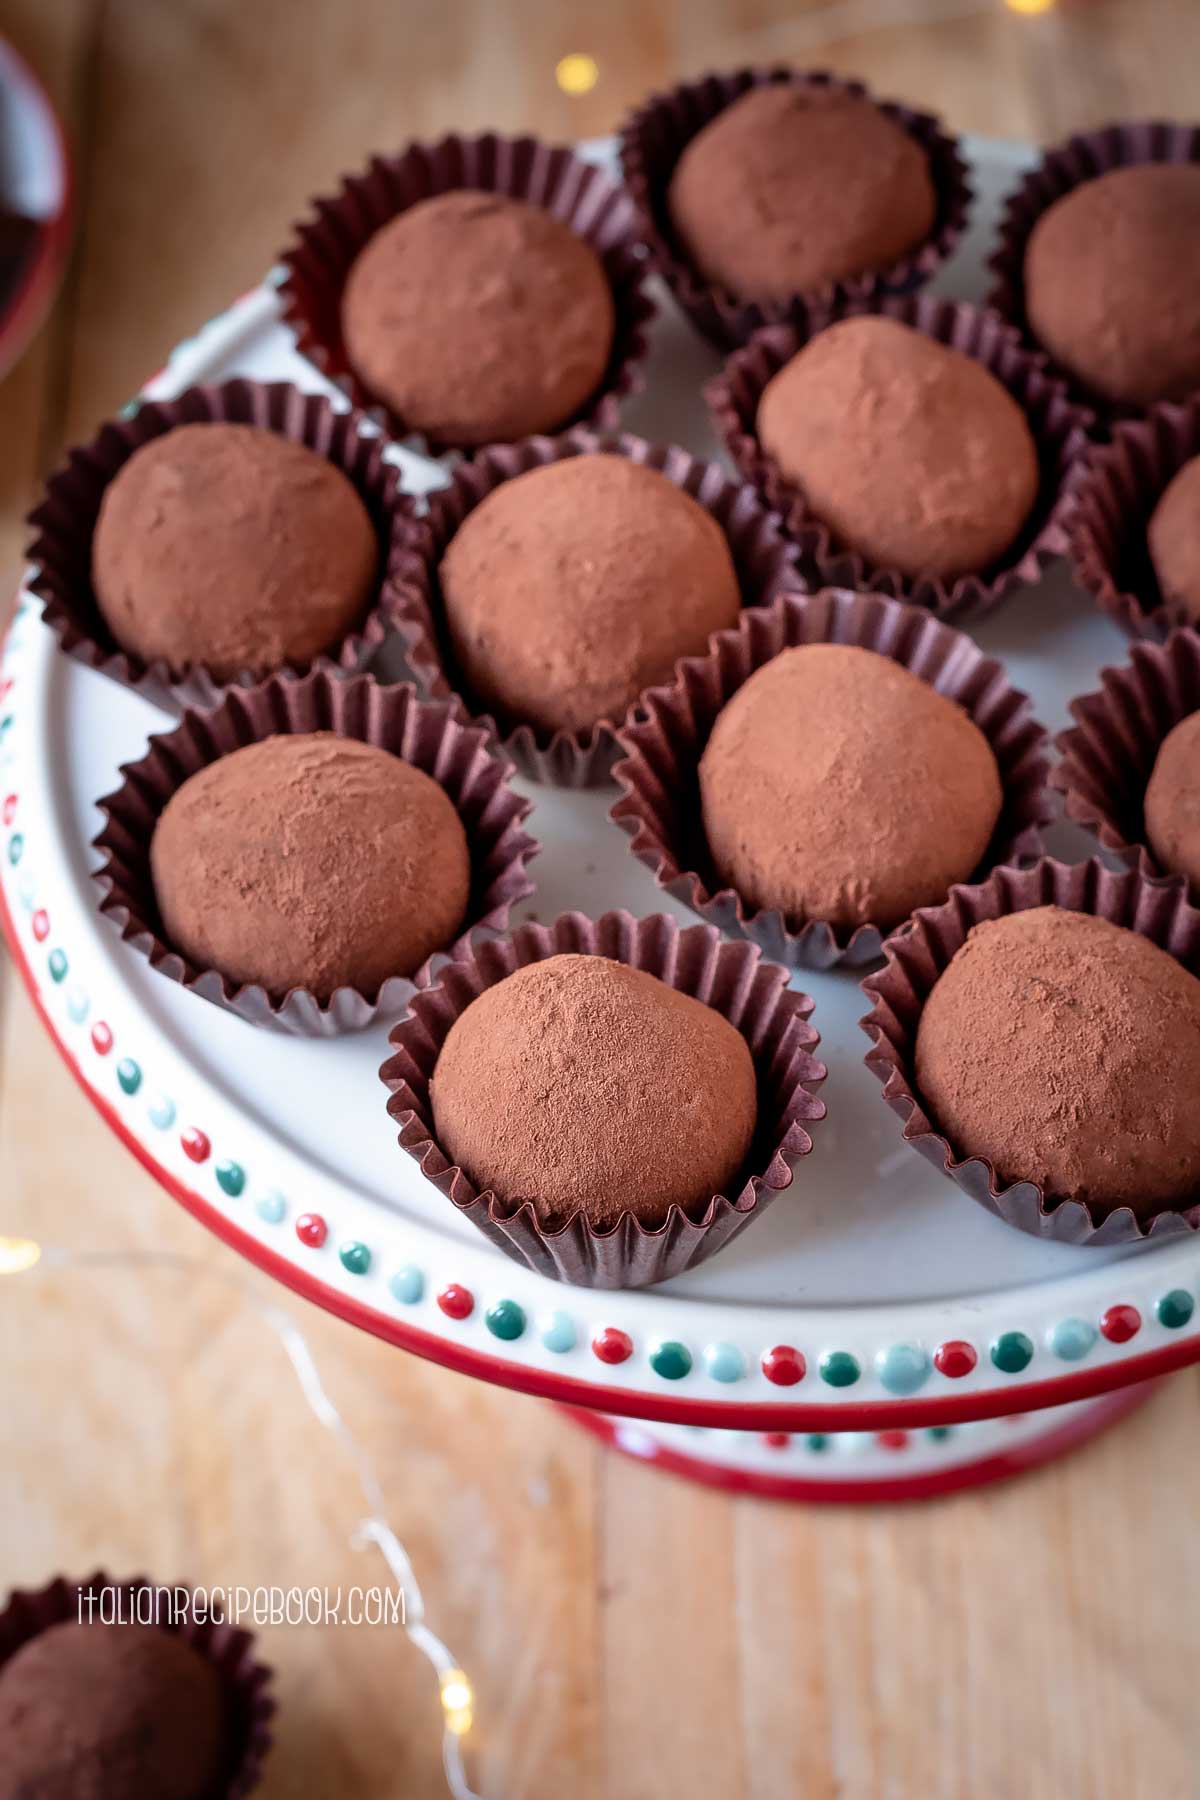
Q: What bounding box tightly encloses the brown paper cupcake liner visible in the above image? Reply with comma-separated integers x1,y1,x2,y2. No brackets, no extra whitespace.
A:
26,379,411,715
860,856,1200,1244
618,66,972,351
93,671,538,1036
1068,396,1200,640
987,119,1200,418
706,292,1094,619
379,910,827,1289
0,1570,274,1796
1053,630,1200,888
611,589,1052,970
384,428,808,786
277,132,656,453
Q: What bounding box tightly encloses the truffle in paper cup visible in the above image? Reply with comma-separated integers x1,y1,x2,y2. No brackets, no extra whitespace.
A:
611,589,1052,970
380,911,826,1289
0,1570,273,1797
706,293,1093,619
93,671,538,1037
860,857,1200,1245
384,429,807,787
618,66,971,351
277,132,655,453
26,379,410,715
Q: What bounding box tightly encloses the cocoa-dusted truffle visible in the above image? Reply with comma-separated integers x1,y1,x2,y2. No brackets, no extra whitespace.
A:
915,906,1200,1219
430,953,758,1230
667,85,936,303
1145,710,1200,889
757,317,1040,579
1023,163,1200,407
92,423,378,680
341,192,615,446
698,644,1003,931
151,734,470,1000
0,1621,225,1800
439,455,742,736
1148,453,1200,621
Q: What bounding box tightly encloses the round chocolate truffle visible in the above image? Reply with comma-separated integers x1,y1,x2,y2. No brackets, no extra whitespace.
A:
92,422,378,681
914,906,1200,1219
667,85,936,303
150,733,470,1000
698,644,1003,932
0,1621,225,1800
757,317,1040,579
1148,452,1200,622
341,191,615,446
1145,710,1200,890
430,953,758,1230
1023,163,1200,407
439,455,742,736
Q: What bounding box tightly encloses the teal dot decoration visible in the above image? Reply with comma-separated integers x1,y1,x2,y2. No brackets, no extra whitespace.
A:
1049,1317,1097,1362
7,832,23,866
539,1311,575,1353
256,1191,286,1225
118,398,142,419
991,1331,1034,1374
116,1058,141,1096
47,948,67,983
146,1092,176,1132
1157,1289,1195,1330
66,986,89,1024
806,1434,830,1453
389,1265,424,1306
819,1350,861,1388
926,1426,954,1442
339,1241,371,1276
701,1342,745,1384
875,1343,930,1396
485,1298,526,1341
649,1340,692,1381
215,1160,245,1198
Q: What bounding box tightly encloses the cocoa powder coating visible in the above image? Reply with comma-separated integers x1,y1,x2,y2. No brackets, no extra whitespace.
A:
151,733,470,1001
1148,453,1200,623
429,953,759,1230
915,906,1200,1219
91,422,378,681
698,643,1002,932
1145,710,1200,891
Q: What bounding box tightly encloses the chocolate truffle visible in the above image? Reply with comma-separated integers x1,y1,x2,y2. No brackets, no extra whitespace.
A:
667,85,936,303
341,191,615,446
151,734,470,1000
915,906,1200,1219
1145,710,1200,889
430,953,758,1230
698,644,1003,932
1023,163,1200,407
0,1621,225,1800
1148,453,1200,621
92,423,378,681
439,455,742,736
757,317,1040,579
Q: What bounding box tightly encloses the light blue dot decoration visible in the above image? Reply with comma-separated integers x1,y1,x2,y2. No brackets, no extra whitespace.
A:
1050,1317,1097,1362
147,1092,176,1131
539,1311,576,1354
17,872,35,910
876,1343,931,1396
389,1265,425,1306
66,986,89,1024
255,1190,286,1225
701,1342,745,1383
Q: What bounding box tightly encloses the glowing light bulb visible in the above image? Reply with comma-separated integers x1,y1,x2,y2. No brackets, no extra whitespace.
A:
440,1668,474,1736
555,53,599,96
0,1236,41,1275
1005,0,1055,14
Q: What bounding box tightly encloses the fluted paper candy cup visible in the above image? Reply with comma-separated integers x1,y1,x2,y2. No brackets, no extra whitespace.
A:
278,132,655,453
384,428,807,787
93,671,538,1036
859,857,1200,1245
618,65,971,350
26,379,410,715
610,590,1052,970
379,910,827,1289
706,292,1093,619
0,1570,274,1797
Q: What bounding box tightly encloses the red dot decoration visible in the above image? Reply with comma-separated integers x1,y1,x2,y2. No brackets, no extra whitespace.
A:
180,1127,211,1164
31,909,49,942
934,1339,977,1379
876,1429,909,1451
761,1345,805,1386
90,1021,113,1056
592,1326,632,1365
295,1212,328,1248
1100,1304,1141,1344
3,794,17,826
763,1432,791,1450
437,1283,475,1321
0,679,13,703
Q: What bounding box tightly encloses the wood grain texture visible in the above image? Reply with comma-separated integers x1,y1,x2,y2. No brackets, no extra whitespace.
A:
3,2,1200,1795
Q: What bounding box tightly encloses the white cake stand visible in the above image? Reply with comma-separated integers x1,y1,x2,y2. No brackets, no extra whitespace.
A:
6,137,1195,1501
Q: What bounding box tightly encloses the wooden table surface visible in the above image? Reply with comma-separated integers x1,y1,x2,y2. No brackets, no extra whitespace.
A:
3,2,1200,1795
